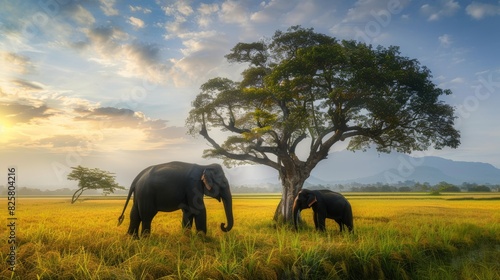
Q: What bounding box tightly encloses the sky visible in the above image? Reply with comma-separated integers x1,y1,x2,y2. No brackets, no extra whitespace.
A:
1,0,499,189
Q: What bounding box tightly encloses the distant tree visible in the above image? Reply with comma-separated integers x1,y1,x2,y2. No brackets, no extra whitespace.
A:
415,182,431,192
435,181,460,192
467,185,491,192
187,26,461,223
399,186,412,192
67,166,124,203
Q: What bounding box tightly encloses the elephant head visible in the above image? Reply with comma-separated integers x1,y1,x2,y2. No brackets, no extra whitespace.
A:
292,189,317,230
201,164,233,232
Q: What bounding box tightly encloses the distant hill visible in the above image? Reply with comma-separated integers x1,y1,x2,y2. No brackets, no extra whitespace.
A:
226,150,500,186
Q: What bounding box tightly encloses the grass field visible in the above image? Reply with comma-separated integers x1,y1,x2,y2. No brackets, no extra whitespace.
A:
1,193,499,279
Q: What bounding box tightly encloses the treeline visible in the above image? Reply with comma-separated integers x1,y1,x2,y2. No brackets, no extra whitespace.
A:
233,181,499,193
0,186,129,196
315,181,498,192
1,181,498,196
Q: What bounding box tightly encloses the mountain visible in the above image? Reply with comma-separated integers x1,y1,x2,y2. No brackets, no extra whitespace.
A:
225,150,500,186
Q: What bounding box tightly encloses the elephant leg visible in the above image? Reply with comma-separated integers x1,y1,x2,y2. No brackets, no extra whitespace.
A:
317,213,326,231
140,210,157,237
182,210,194,229
194,208,207,234
128,203,141,238
335,219,344,232
313,211,319,229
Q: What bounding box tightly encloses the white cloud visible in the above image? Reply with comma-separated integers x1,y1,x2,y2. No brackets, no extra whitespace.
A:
177,1,194,16
0,52,34,74
438,34,452,47
77,26,170,83
99,0,119,16
162,1,194,16
219,0,249,24
466,2,500,19
70,5,96,26
330,0,410,42
128,16,145,29
420,0,460,21
197,3,219,27
450,77,464,84
250,0,292,23
129,5,152,14
168,30,231,86
283,0,320,25
199,3,220,15
164,16,190,38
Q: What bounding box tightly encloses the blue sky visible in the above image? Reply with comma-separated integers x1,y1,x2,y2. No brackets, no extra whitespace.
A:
1,0,499,188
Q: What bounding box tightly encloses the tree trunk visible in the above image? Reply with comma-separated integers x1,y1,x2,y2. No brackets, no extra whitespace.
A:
273,168,307,224
71,187,86,204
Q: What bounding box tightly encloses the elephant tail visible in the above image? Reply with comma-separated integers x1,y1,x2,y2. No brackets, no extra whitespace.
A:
117,184,135,226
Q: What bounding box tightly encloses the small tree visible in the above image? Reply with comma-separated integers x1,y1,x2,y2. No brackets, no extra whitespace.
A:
187,26,460,223
67,165,124,203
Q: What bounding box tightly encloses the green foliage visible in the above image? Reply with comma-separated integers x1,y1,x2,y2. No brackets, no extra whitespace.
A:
187,25,460,170
435,181,461,192
67,165,124,203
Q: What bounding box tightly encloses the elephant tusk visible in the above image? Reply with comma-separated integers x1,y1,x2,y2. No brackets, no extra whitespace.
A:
201,172,212,190
308,197,317,207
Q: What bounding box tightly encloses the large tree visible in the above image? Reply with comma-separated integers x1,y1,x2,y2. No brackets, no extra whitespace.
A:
186,26,460,223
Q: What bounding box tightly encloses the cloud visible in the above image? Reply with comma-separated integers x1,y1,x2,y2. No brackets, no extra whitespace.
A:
12,79,44,91
250,0,292,23
420,0,460,21
197,3,219,27
161,1,196,38
1,52,34,74
0,102,52,124
75,26,170,83
129,5,152,14
0,91,185,152
75,106,144,129
168,31,232,86
128,16,145,29
219,0,249,24
450,77,465,84
330,0,410,42
36,135,84,148
466,2,500,19
163,1,194,16
64,4,96,26
283,0,325,26
99,0,119,16
438,34,453,47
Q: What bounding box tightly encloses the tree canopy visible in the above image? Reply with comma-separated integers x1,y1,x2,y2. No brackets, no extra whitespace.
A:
67,165,124,203
186,26,460,222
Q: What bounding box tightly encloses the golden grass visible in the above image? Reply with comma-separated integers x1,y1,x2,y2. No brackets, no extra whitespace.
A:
1,194,499,279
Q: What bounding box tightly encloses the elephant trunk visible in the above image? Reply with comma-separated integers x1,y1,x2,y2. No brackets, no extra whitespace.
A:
293,197,300,230
220,191,233,232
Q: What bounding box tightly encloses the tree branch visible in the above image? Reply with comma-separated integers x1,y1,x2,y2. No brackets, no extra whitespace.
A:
200,127,280,170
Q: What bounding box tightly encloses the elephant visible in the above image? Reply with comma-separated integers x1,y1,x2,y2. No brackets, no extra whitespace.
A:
293,189,353,233
117,161,233,237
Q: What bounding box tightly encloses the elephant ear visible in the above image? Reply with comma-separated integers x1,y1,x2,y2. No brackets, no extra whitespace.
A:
306,194,317,207
201,169,213,191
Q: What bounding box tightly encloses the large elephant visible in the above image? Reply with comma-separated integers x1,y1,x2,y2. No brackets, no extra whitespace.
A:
117,161,233,237
293,189,353,233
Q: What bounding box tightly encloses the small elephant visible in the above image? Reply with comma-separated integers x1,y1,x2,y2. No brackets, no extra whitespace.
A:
117,161,233,238
293,189,353,232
